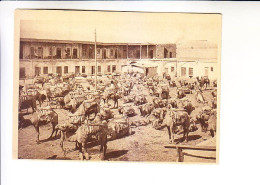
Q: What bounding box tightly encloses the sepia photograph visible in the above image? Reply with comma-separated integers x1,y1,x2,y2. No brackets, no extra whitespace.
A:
15,10,221,163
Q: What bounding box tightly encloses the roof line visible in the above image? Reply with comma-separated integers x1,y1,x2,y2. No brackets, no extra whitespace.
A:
20,38,177,45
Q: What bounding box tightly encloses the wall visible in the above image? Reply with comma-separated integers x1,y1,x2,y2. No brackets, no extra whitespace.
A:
176,40,218,60
156,44,176,59
19,59,128,78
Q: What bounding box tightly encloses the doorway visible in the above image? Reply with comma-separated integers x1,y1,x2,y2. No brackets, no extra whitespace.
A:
56,48,61,59
56,66,62,75
75,66,80,74
35,67,41,76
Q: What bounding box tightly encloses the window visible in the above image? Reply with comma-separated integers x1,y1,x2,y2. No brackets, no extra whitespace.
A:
56,66,62,75
30,47,34,58
149,50,153,59
82,66,85,73
110,49,113,57
35,67,41,76
91,66,95,75
171,67,174,72
189,68,193,77
73,48,78,59
164,48,168,58
136,50,140,58
65,48,71,58
56,48,61,59
75,66,80,74
20,68,25,78
211,67,214,72
98,66,101,73
43,67,48,74
107,65,111,72
38,47,43,59
20,44,23,59
49,47,52,56
64,66,68,74
112,65,116,72
170,52,172,58
89,46,93,59
103,49,107,59
97,48,101,55
82,45,87,58
115,49,118,59
181,67,186,77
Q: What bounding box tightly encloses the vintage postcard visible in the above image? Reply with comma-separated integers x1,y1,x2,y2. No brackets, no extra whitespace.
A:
14,10,221,163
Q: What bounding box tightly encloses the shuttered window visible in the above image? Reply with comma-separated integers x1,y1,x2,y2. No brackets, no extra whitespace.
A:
43,67,48,74
64,66,68,74
20,68,25,78
189,68,193,76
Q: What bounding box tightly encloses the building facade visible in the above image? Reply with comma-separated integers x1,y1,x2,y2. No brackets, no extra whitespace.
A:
19,38,218,80
19,38,176,79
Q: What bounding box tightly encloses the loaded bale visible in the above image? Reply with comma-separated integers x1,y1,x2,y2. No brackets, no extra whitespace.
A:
211,89,217,98
195,106,212,132
212,80,217,87
147,113,158,128
138,103,154,117
179,98,195,115
131,119,149,127
100,104,114,121
168,98,178,109
169,80,177,88
177,88,186,99
211,97,217,109
161,99,168,107
18,113,32,129
189,117,198,132
153,97,164,108
134,94,147,106
123,95,135,104
150,108,166,129
56,97,65,108
160,84,170,99
118,106,124,115
120,106,136,117
208,110,217,137
108,114,130,140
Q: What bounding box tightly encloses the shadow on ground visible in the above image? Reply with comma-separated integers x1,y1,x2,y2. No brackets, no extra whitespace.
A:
105,150,128,160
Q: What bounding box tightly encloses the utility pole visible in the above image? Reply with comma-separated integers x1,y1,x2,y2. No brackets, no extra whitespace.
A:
95,29,97,90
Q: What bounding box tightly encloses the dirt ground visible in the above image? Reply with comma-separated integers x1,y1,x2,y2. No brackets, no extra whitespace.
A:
18,82,216,163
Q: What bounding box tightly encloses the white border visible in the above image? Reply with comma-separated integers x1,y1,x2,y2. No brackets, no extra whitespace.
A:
2,2,260,185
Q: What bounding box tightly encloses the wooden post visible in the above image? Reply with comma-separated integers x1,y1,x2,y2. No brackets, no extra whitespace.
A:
176,147,184,162
51,44,53,59
140,45,142,59
127,44,129,59
95,29,97,90
71,43,72,59
155,44,157,59
147,44,149,59
176,61,178,77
